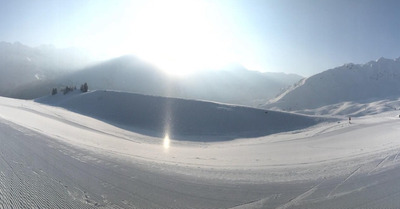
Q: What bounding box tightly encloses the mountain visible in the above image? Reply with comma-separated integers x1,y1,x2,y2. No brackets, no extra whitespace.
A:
178,65,302,106
0,41,95,97
7,55,302,107
35,90,325,141
6,55,179,99
264,57,400,114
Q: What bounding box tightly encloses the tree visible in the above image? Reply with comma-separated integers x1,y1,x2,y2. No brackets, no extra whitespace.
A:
63,86,73,95
80,82,88,92
51,88,57,95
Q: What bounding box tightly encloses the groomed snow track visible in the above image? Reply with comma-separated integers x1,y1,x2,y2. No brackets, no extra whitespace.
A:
1,95,400,208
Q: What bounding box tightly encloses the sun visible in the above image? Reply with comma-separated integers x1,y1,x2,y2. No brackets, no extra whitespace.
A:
68,0,239,76
119,0,235,76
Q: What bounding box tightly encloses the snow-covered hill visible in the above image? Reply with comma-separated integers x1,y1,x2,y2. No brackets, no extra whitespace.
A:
36,90,323,141
264,57,400,115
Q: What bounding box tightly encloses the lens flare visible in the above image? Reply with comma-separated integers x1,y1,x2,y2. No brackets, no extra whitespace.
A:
163,134,170,149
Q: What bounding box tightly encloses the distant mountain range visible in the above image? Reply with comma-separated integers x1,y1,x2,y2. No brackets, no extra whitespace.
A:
1,42,302,107
264,57,400,114
0,41,95,97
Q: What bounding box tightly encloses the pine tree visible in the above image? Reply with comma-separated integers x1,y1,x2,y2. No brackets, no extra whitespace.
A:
51,88,57,95
84,82,88,92
81,82,88,92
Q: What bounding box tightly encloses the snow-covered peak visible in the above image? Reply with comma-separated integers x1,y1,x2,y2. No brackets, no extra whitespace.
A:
263,57,400,115
376,56,391,63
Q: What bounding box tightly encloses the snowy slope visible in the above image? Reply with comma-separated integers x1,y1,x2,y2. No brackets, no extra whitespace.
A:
36,90,323,141
264,57,400,114
178,65,302,106
2,95,400,208
289,98,400,116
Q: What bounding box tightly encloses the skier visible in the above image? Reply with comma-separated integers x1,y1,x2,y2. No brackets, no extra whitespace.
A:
348,116,351,124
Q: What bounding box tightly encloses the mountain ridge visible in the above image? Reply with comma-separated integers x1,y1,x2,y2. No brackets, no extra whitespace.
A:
264,57,400,114
5,52,302,107
0,41,96,96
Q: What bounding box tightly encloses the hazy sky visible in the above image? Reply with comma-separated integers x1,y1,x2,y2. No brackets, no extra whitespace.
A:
1,0,400,76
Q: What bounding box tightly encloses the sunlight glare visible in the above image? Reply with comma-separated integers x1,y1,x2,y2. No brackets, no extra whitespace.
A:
122,0,236,75
163,134,171,149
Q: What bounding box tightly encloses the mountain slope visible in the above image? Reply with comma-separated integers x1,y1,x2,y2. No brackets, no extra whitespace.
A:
0,41,94,97
179,66,302,106
36,90,325,141
264,57,400,113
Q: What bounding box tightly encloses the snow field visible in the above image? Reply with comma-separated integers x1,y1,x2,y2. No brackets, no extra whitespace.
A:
2,93,400,181
1,92,400,208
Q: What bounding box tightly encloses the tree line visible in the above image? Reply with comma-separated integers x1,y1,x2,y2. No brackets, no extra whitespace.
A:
51,82,88,95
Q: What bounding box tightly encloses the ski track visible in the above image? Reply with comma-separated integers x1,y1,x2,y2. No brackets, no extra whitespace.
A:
328,166,361,197
276,181,323,209
229,195,273,209
368,155,391,175
393,150,400,162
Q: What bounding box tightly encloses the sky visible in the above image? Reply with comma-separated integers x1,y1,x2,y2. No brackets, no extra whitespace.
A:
1,0,400,76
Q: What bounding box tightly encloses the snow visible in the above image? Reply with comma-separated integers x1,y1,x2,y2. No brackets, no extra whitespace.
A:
35,90,324,141
264,57,400,115
1,92,400,208
280,97,400,117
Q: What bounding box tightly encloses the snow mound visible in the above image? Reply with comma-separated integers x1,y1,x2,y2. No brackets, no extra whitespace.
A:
36,90,325,141
264,57,400,115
